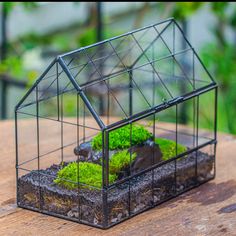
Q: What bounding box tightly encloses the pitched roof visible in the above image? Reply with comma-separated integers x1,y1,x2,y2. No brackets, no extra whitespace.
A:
15,18,216,130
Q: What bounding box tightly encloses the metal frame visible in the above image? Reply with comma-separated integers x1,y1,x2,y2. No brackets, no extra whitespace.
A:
15,18,217,229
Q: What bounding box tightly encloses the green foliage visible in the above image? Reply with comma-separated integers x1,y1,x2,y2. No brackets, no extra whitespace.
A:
155,138,187,161
0,57,23,78
201,43,236,92
109,150,137,174
77,27,124,47
54,150,138,189
169,2,205,20
78,28,97,47
201,42,236,134
91,124,152,151
210,2,228,19
1,2,39,15
16,33,51,51
54,162,117,189
229,4,236,27
0,56,38,82
155,2,236,135
198,3,236,134
1,2,16,15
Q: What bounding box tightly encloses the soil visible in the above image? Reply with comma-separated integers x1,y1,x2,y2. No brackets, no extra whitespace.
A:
18,150,214,227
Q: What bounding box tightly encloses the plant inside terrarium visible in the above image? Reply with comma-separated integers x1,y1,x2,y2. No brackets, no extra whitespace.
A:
54,124,187,190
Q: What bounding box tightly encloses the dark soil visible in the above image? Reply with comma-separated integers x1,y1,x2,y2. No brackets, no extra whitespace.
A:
18,150,214,227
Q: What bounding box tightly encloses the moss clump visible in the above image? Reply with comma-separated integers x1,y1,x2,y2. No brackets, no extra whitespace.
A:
91,124,152,151
109,150,137,174
54,137,187,190
155,138,187,161
54,162,117,189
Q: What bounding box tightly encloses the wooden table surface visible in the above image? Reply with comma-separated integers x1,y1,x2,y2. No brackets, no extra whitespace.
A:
0,119,236,236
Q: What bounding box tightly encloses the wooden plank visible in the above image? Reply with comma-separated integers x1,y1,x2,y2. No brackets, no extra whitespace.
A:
0,119,236,235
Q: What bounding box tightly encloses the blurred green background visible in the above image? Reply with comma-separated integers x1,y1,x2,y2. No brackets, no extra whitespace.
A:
0,2,235,134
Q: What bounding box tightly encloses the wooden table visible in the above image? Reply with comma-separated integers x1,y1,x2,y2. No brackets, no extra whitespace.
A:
0,119,236,236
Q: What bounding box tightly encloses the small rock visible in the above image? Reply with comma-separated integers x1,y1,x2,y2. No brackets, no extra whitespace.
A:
197,176,205,182
81,205,90,217
139,203,145,210
134,203,146,213
67,210,73,217
130,140,163,174
67,207,79,218
206,173,213,179
177,185,184,191
81,205,89,211
74,141,91,157
136,196,141,204
153,195,158,203
111,217,118,223
74,141,103,163
124,210,129,216
93,218,99,225
117,213,122,221
73,212,79,218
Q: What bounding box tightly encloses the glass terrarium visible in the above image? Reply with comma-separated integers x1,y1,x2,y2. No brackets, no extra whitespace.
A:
15,18,217,229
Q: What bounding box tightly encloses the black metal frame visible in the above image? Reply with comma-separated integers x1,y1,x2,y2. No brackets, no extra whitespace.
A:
15,18,217,229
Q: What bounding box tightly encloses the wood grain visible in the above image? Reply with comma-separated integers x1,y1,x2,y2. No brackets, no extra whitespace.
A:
0,118,236,236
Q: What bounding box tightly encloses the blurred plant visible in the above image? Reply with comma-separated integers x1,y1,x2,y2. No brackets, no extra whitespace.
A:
155,2,236,134
0,2,39,15
0,56,38,83
170,2,205,20
0,2,40,83
0,2,137,119
157,2,205,20
77,27,123,47
169,2,236,134
200,2,236,134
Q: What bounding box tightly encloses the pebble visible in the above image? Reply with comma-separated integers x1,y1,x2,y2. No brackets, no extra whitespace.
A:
67,210,79,218
111,218,118,223
134,203,146,213
197,176,205,182
81,205,90,217
153,195,158,203
93,218,99,225
74,212,79,218
124,210,129,216
178,185,184,191
67,210,73,217
117,213,122,221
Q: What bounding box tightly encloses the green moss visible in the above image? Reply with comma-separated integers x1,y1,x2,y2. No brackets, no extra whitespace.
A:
109,150,137,174
91,124,152,151
155,138,187,161
54,137,187,190
54,162,117,189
